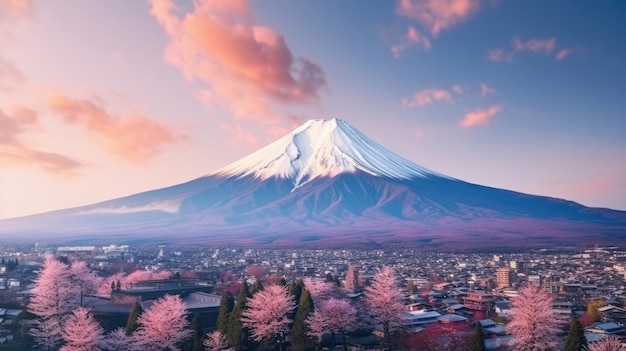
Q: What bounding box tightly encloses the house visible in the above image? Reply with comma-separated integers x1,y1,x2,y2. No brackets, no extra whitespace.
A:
598,305,626,324
585,322,626,336
495,300,511,317
463,292,495,312
437,314,468,323
402,310,442,330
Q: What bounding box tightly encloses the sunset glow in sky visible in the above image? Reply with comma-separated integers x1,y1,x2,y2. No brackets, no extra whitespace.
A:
1,0,625,219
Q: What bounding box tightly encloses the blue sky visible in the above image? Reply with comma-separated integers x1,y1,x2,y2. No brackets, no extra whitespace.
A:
0,0,625,219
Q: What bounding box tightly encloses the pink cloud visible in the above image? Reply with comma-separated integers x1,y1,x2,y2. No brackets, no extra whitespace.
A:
45,91,182,163
487,48,512,62
149,0,326,125
391,26,431,57
402,88,453,108
0,56,23,90
555,48,572,61
480,82,495,97
513,37,556,53
0,107,82,174
0,0,31,41
489,37,561,63
459,105,501,128
451,84,465,94
219,122,259,147
396,0,480,35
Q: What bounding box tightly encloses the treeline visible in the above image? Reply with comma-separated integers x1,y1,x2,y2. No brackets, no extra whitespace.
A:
1,257,19,271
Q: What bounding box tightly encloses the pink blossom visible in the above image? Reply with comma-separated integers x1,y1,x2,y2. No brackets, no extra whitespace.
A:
241,284,295,343
134,294,191,350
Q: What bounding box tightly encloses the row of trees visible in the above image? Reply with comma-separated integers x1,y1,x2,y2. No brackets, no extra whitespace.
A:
1,257,19,271
27,255,407,351
211,265,406,351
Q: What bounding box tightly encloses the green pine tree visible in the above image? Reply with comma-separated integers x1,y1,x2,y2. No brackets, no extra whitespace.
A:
217,291,234,334
290,289,316,351
125,301,142,335
289,280,305,317
470,323,486,351
564,318,587,351
182,314,204,351
228,281,252,350
252,280,264,294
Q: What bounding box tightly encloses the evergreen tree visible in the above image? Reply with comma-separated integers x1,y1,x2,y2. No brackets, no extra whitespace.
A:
289,280,305,318
125,301,142,335
280,277,288,287
291,289,315,351
228,281,251,350
470,323,486,351
217,291,234,334
252,280,264,294
565,318,587,351
182,314,203,351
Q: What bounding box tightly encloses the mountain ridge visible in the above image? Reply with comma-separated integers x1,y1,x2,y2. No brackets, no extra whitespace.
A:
1,119,625,249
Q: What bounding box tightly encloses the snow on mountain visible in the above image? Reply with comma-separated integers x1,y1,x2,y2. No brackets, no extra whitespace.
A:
212,119,446,189
1,118,625,249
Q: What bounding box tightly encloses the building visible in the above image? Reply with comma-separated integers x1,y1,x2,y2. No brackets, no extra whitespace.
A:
463,292,496,312
496,267,514,288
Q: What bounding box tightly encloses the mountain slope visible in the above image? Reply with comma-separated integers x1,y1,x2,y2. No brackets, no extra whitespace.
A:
1,119,625,249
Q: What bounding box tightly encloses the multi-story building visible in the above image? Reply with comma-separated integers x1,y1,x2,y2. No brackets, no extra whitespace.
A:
463,292,496,312
496,267,514,288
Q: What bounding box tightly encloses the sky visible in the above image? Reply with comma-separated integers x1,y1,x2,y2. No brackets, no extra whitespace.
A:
1,0,625,220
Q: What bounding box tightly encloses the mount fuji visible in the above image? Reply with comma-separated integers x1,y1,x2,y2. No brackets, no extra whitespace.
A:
2,119,625,249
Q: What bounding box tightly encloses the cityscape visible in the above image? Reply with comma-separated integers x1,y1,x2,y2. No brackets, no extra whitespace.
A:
0,243,625,349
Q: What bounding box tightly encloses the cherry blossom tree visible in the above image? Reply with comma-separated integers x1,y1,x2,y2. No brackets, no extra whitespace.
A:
70,261,100,306
97,272,125,295
29,256,80,350
60,307,104,351
307,298,357,351
203,331,228,351
507,284,560,351
134,294,191,351
588,335,624,351
101,328,139,351
303,277,337,305
364,266,405,349
241,284,296,351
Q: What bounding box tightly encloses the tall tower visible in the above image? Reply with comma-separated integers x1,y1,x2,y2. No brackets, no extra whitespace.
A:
496,267,513,288
158,245,166,258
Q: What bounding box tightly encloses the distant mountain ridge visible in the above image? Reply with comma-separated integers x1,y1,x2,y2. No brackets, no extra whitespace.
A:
2,119,625,249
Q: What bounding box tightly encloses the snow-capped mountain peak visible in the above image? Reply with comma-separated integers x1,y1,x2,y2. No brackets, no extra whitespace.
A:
212,118,442,188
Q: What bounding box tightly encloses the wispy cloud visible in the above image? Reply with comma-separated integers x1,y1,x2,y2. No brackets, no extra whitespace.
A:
219,122,259,147
0,107,82,174
0,56,23,90
512,37,555,53
391,26,431,57
451,84,465,94
487,48,513,63
0,0,31,41
45,91,182,163
459,105,501,128
396,0,480,36
149,0,326,125
402,88,453,108
489,37,571,62
79,201,182,215
555,48,572,61
480,82,495,97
